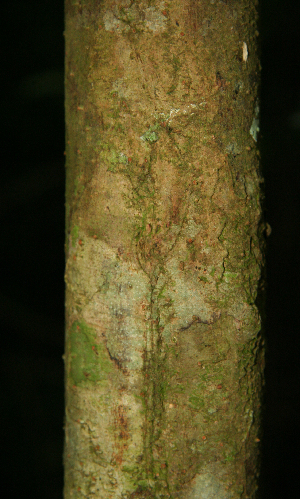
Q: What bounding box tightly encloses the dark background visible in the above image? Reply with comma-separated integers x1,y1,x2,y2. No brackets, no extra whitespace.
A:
0,1,299,498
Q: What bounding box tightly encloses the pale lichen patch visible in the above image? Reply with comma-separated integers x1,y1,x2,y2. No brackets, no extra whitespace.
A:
103,10,130,33
186,468,233,499
144,5,167,33
103,1,167,34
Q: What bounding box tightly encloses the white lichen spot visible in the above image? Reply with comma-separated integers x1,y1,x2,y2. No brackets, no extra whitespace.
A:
169,108,181,121
167,103,204,124
243,42,248,62
250,101,260,142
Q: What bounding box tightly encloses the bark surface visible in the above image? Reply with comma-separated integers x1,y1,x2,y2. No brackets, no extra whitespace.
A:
64,1,264,498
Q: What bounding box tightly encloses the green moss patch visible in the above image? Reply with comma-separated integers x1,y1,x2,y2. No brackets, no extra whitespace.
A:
69,321,112,385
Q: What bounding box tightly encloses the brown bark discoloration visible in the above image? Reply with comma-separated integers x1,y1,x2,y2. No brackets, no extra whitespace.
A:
112,404,130,466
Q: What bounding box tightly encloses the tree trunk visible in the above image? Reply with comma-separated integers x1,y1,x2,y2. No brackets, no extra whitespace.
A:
64,1,264,498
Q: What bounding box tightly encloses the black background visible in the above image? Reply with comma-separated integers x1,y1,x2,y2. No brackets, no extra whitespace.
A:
0,1,299,498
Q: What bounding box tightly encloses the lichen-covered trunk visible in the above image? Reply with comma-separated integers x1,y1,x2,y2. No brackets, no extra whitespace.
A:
64,1,264,498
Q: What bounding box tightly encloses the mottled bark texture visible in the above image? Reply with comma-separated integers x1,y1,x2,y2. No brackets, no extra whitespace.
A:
64,1,264,498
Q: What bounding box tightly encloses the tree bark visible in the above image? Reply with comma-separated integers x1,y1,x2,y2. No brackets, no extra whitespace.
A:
64,1,264,498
